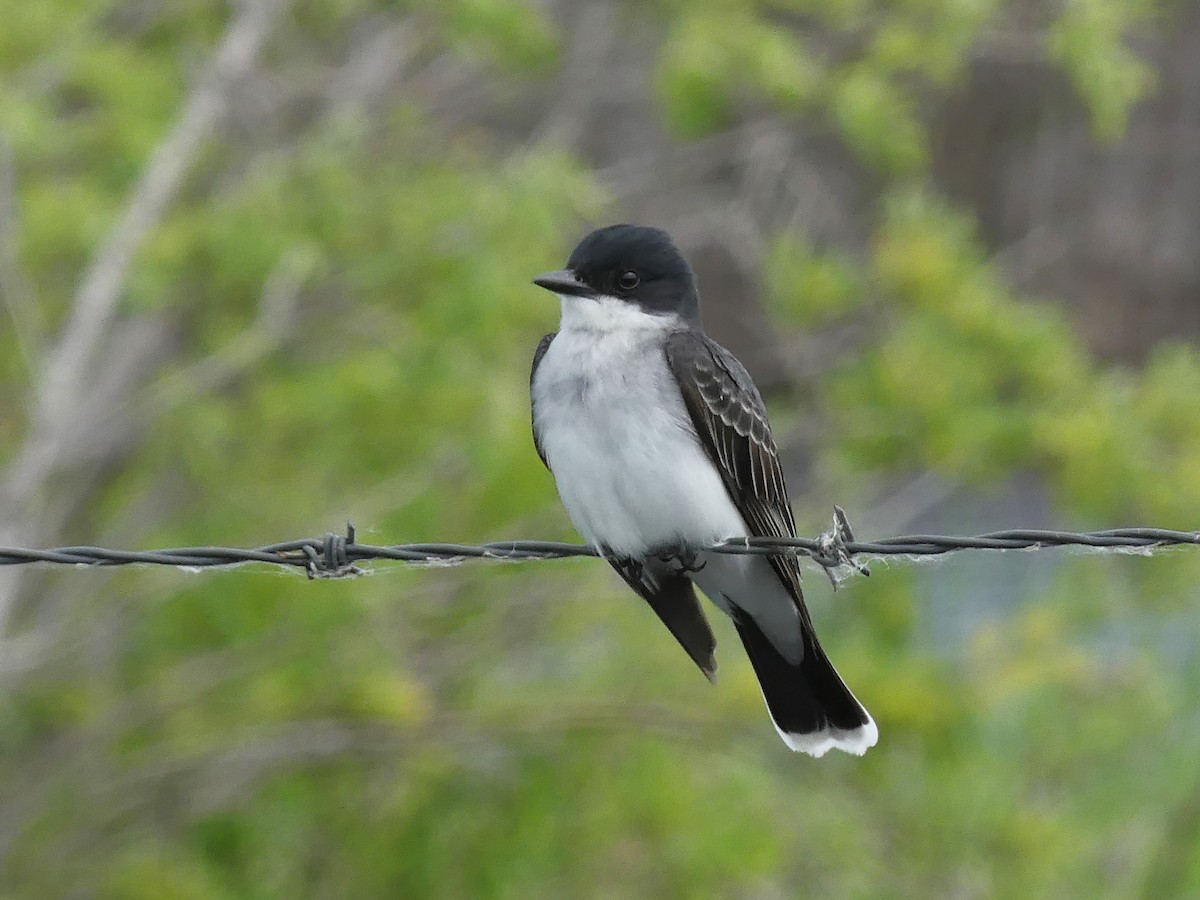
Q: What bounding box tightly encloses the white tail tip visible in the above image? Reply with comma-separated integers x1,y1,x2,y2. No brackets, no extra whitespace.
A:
776,714,879,757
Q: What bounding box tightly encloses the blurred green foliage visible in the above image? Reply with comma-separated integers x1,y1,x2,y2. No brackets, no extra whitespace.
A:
2,0,1199,897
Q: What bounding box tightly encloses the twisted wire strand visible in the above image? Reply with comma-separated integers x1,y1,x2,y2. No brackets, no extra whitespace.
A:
0,524,1196,579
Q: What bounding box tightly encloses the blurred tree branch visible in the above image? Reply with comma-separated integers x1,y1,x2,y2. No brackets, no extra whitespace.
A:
0,138,40,374
0,0,291,636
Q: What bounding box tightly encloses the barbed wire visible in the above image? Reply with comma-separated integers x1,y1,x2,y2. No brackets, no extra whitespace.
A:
0,513,1196,583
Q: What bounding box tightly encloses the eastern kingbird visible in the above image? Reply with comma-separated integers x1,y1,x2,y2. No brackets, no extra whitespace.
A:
529,224,877,756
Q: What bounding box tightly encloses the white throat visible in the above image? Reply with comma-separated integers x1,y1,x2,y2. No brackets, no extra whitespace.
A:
557,293,679,334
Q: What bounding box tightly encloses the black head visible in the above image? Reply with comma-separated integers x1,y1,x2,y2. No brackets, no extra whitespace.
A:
533,224,700,321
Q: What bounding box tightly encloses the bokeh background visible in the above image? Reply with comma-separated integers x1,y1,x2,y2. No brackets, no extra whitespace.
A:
2,0,1200,896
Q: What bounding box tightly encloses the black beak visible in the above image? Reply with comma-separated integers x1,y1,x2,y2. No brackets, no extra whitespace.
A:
532,269,596,298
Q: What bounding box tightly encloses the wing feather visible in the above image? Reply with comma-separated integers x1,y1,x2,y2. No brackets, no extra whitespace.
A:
607,556,717,681
530,332,556,469
664,330,807,615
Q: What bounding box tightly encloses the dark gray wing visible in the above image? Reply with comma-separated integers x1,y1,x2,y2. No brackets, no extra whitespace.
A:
607,556,717,682
530,332,556,468
664,330,808,614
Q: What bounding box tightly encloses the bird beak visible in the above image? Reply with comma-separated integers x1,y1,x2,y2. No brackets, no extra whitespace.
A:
532,269,595,298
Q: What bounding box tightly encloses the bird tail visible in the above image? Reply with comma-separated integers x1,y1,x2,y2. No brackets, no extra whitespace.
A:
732,611,877,757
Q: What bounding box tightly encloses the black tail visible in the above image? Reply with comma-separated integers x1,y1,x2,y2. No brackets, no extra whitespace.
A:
733,611,877,756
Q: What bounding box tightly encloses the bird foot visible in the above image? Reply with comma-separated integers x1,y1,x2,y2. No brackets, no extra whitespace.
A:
656,544,706,574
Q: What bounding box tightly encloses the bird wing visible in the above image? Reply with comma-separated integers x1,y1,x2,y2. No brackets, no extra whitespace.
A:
607,556,718,681
664,329,809,619
529,332,556,468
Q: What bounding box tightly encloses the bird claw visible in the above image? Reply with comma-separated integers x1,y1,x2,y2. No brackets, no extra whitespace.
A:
657,544,706,574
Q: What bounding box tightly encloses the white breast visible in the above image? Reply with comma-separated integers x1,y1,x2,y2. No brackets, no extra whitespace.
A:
531,296,746,557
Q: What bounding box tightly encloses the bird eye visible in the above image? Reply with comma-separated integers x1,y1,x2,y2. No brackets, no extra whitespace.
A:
617,270,640,291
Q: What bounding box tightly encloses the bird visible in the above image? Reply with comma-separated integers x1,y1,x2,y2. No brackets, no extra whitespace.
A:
528,223,877,757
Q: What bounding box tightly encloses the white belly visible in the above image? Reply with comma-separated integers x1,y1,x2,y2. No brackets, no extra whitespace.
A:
532,326,745,557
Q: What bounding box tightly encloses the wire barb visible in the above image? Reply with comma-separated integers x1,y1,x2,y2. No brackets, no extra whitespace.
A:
0,516,1197,578
814,506,871,590
302,523,362,580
